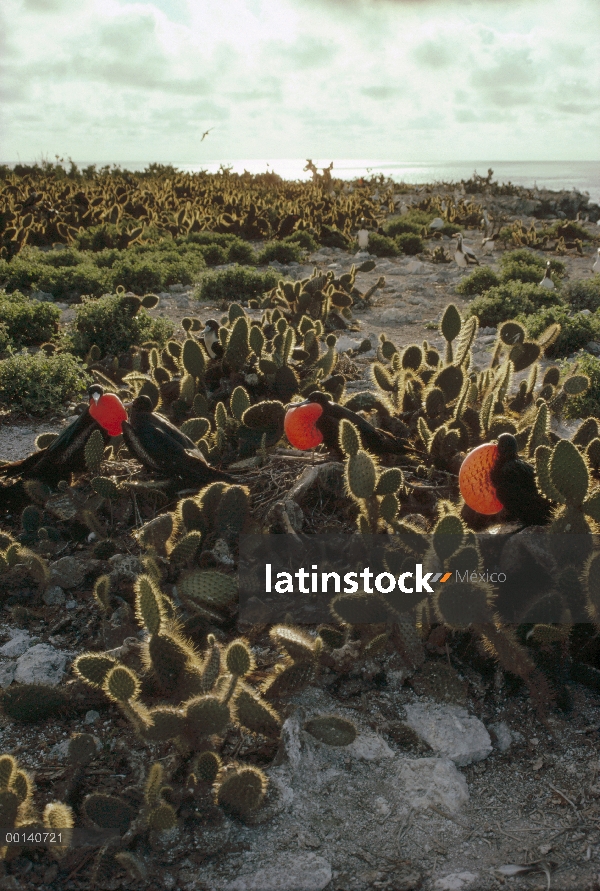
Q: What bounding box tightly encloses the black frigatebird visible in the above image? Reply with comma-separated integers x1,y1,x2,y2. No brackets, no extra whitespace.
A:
121,395,232,487
0,385,127,486
284,391,419,458
489,433,553,526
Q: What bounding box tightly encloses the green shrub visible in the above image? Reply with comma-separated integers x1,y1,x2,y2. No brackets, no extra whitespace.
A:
0,352,90,415
563,353,600,419
384,219,422,238
0,290,61,348
455,266,500,296
364,233,399,258
285,230,318,252
41,247,87,268
258,241,304,265
226,238,257,265
498,250,566,285
184,232,233,248
198,244,228,266
520,306,600,358
70,293,173,357
75,224,125,252
197,266,279,304
396,233,424,255
111,249,204,292
468,281,563,328
540,219,590,241
0,323,12,354
563,276,600,313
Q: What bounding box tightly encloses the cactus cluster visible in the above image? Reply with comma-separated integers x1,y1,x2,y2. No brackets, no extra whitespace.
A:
0,753,73,860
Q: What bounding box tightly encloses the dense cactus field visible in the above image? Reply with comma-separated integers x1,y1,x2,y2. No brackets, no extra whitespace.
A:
0,164,600,889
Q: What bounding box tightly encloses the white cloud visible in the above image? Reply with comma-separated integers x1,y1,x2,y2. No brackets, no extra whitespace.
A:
0,0,598,162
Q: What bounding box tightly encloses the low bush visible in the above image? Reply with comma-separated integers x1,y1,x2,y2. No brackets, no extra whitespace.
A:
257,241,304,265
197,244,229,266
0,290,61,348
0,242,207,300
0,323,12,354
384,218,422,238
284,230,319,252
498,250,566,285
0,351,90,415
364,233,399,258
520,306,600,358
70,293,173,357
563,276,600,313
563,353,600,419
396,233,424,255
455,266,500,297
197,266,279,305
468,281,563,328
225,238,257,265
540,219,590,241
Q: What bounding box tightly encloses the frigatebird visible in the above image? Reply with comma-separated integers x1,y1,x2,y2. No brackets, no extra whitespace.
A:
284,391,418,458
121,395,232,487
489,433,553,526
0,385,126,485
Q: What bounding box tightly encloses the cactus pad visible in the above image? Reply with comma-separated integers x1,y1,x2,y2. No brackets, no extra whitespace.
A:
304,715,357,746
346,450,376,499
216,765,267,817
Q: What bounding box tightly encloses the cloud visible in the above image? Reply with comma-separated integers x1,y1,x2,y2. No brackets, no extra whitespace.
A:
1,0,598,162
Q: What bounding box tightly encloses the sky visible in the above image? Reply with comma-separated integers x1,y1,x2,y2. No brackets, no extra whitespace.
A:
1,0,599,164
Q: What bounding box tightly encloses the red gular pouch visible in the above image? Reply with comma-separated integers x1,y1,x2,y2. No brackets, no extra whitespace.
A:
89,392,128,437
458,442,503,515
284,402,324,450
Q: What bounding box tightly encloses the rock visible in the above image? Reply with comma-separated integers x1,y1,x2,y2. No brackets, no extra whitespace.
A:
404,702,492,766
108,553,144,582
335,335,362,352
586,341,600,355
31,290,54,302
381,308,416,324
405,260,426,274
488,721,513,752
434,873,479,891
14,643,67,686
222,853,332,891
43,586,66,606
0,662,16,688
49,555,96,589
84,710,100,725
168,283,185,293
49,739,70,760
346,731,395,761
396,757,469,813
479,327,497,336
0,630,34,658
65,600,77,610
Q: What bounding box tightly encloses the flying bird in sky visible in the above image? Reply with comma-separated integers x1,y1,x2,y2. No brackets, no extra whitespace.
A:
201,128,213,142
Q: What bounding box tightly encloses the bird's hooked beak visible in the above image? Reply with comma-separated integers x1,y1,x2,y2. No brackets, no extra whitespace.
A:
285,398,311,410
91,391,101,404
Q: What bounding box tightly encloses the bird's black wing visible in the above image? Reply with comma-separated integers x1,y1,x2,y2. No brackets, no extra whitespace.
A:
0,408,105,480
121,421,162,472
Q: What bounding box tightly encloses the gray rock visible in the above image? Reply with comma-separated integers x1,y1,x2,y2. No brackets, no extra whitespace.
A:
381,308,417,324
488,721,513,753
43,586,66,607
0,630,34,657
31,290,54,302
65,600,77,610
14,644,67,686
222,853,332,891
0,663,16,688
395,756,469,813
346,731,395,761
49,556,87,589
84,710,100,725
586,341,600,355
108,553,144,582
434,872,479,891
404,702,492,766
